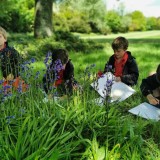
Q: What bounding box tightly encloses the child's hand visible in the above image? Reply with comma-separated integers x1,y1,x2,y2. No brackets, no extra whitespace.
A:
97,71,103,78
6,74,14,81
147,94,159,105
115,77,121,82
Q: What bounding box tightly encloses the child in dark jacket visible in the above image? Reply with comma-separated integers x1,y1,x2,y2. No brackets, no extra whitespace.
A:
0,26,20,79
43,48,78,97
103,36,139,86
140,64,160,105
0,26,26,92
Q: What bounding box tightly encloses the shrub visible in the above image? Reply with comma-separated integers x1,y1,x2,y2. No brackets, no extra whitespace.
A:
68,18,91,34
54,31,105,53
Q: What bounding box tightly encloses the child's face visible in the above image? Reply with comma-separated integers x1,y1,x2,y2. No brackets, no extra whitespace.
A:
113,48,126,59
0,33,6,47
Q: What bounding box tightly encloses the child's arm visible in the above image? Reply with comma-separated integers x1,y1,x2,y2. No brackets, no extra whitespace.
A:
140,74,159,97
11,48,22,77
121,59,139,86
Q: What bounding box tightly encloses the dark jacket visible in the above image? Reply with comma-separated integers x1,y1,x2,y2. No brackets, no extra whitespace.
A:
140,74,160,97
43,59,76,95
104,51,139,86
0,42,21,78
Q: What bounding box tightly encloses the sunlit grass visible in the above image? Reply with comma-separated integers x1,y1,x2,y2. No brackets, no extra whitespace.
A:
1,31,160,159
75,30,160,39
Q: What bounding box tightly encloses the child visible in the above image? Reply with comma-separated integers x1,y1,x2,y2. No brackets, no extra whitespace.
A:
43,48,78,97
140,64,160,105
0,26,26,92
103,36,139,86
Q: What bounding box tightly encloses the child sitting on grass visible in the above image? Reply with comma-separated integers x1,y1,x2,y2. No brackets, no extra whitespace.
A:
100,36,139,86
140,64,160,106
43,48,79,99
0,26,26,93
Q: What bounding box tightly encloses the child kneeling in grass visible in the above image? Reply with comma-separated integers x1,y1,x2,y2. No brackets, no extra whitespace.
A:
43,48,80,99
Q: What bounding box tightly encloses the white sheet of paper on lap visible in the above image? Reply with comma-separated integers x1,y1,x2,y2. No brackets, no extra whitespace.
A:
128,102,160,121
111,82,135,102
90,72,135,102
91,72,114,98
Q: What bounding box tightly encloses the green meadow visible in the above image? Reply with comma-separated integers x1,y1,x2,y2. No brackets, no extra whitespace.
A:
0,31,160,159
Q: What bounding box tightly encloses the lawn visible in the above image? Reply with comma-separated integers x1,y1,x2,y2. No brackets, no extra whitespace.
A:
0,31,160,159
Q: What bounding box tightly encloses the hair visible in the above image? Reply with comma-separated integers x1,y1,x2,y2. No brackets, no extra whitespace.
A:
111,36,128,50
0,26,7,40
156,64,160,83
51,48,69,65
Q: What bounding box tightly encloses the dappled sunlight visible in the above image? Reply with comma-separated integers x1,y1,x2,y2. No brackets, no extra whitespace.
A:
1,30,160,159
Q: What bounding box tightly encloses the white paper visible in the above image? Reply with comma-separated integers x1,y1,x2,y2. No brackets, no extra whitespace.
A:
91,72,135,103
94,97,105,106
128,102,160,121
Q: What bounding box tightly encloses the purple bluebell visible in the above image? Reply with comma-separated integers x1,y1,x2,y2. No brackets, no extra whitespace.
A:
44,51,52,67
31,58,36,63
6,115,15,124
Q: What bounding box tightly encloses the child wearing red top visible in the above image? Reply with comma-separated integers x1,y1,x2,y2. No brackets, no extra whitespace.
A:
43,48,78,96
104,36,139,86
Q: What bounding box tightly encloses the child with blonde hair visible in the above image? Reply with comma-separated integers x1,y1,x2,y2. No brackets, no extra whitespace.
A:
0,26,26,93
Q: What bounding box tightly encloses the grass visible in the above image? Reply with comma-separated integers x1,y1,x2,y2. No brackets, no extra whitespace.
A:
0,31,160,159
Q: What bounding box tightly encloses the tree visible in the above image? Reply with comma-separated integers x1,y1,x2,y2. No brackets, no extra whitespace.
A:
59,0,106,33
34,0,53,38
105,10,121,33
146,17,158,30
128,11,146,31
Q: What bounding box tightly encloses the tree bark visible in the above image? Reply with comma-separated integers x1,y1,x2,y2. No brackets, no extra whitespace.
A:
34,0,53,38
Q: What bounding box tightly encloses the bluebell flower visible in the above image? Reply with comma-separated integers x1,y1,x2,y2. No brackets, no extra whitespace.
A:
106,79,113,87
0,80,4,85
17,83,23,93
35,71,40,79
6,115,15,124
44,51,52,67
31,58,36,63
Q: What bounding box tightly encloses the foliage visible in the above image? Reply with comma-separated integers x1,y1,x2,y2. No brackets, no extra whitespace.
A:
1,0,160,34
119,15,132,33
53,13,70,32
0,0,34,32
128,11,146,31
54,31,105,53
8,32,105,60
53,9,91,33
58,0,108,34
105,11,121,33
0,32,160,159
146,17,158,30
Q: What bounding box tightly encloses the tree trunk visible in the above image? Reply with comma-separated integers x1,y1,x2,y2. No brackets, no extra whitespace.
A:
34,0,53,38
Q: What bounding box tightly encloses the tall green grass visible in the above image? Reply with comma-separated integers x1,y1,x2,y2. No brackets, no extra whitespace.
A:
0,31,160,159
